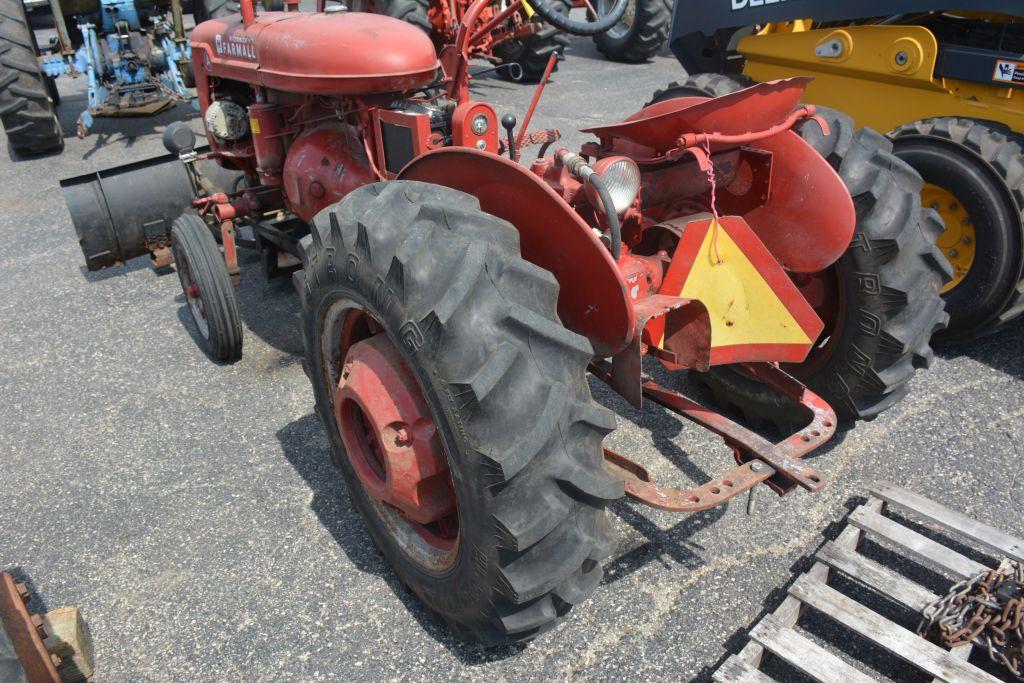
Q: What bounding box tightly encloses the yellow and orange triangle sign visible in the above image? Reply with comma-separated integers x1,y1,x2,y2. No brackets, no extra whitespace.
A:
658,216,823,366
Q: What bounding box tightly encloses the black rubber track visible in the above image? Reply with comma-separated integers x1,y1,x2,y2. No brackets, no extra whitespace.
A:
645,72,754,104
891,117,1024,338
492,0,570,83
171,215,243,363
296,181,622,645
700,106,951,429
0,0,62,156
592,0,671,63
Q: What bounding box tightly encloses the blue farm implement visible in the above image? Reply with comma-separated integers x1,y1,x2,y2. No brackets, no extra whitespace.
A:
0,0,216,155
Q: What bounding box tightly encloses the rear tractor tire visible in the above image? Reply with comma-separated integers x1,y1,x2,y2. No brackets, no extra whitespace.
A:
375,0,432,33
297,181,622,645
192,0,238,22
890,118,1024,340
647,79,951,429
171,215,243,363
592,0,671,64
645,72,754,104
705,107,950,429
0,0,63,156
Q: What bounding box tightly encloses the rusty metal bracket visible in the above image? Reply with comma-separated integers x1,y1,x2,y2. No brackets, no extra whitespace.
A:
610,295,710,409
593,362,835,512
0,572,61,683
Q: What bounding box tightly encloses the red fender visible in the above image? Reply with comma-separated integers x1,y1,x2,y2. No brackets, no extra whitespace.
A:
399,148,634,357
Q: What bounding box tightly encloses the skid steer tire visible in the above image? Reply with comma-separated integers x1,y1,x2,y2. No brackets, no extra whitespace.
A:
698,107,951,429
891,118,1024,340
297,181,622,645
592,0,671,64
645,72,754,104
171,215,243,363
0,0,62,156
492,0,570,83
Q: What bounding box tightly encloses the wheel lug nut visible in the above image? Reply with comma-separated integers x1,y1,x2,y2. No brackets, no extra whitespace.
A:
394,426,412,446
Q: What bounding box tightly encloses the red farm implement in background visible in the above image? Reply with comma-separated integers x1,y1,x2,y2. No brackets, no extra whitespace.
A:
60,0,947,645
342,0,673,82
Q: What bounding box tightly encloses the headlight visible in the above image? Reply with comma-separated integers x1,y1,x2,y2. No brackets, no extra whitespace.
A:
593,156,640,215
471,114,490,136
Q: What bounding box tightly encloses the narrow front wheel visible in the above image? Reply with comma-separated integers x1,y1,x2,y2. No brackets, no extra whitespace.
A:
171,215,243,362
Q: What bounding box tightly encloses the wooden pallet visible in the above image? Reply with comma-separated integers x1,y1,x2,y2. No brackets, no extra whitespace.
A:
713,483,1024,683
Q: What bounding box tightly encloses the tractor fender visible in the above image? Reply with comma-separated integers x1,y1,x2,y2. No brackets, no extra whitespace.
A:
744,128,856,274
399,147,635,357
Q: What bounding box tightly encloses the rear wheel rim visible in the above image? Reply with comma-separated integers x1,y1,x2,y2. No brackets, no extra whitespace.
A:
321,300,460,571
922,183,976,293
597,0,634,39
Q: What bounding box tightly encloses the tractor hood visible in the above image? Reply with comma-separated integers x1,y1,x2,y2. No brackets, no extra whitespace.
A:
190,11,440,95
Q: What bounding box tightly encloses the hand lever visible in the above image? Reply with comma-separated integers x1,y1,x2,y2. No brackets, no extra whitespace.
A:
501,114,517,162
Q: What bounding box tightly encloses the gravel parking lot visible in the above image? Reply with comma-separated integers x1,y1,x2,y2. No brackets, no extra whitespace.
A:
1,20,1023,682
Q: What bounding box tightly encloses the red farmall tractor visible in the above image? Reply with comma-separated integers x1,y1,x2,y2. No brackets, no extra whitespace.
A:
62,0,949,645
349,0,671,80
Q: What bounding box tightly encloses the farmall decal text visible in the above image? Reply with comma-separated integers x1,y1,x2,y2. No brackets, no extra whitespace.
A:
214,34,257,59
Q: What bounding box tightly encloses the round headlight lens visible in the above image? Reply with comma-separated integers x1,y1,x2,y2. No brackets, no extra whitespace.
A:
471,114,490,136
596,156,641,214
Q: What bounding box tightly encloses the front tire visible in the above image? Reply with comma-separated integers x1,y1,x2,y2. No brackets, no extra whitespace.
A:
171,215,243,363
297,181,622,645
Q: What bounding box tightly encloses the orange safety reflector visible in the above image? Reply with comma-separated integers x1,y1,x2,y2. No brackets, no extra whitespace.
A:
658,215,823,366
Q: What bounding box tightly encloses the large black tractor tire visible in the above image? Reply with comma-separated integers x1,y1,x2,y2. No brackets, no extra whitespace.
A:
297,181,622,645
890,118,1024,340
0,0,62,156
592,0,670,63
646,72,754,104
648,79,950,425
699,107,950,428
492,0,570,83
376,0,432,33
192,0,237,22
171,215,243,363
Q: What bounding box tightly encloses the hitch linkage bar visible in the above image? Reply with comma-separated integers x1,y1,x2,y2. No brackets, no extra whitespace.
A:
591,362,835,512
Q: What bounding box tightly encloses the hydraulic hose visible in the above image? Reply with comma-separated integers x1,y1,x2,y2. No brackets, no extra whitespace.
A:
587,174,622,262
526,0,628,36
557,149,622,261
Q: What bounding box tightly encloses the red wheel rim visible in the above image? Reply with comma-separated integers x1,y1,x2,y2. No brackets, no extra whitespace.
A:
332,309,459,554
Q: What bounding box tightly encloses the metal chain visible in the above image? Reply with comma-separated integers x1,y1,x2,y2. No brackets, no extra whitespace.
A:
918,558,1024,680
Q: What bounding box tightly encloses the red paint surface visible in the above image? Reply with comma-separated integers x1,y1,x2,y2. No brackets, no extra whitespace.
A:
190,12,439,96
283,124,375,222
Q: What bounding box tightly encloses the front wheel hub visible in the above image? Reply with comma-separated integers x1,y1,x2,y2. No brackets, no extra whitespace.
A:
334,334,455,528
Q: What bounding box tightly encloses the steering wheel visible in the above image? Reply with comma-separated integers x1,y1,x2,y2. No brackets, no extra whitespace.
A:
525,0,628,36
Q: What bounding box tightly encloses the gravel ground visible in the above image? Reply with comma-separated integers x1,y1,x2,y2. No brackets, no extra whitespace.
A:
1,15,1023,682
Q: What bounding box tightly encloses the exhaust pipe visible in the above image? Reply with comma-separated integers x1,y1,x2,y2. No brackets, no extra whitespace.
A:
61,146,242,271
